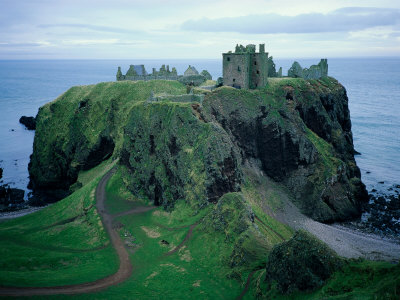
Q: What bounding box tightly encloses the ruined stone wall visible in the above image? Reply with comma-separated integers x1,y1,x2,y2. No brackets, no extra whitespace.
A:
123,75,180,81
222,53,250,89
250,52,268,89
288,59,328,79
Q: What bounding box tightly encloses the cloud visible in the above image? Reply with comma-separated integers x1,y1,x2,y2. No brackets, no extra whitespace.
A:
181,7,400,34
38,24,142,35
0,41,51,48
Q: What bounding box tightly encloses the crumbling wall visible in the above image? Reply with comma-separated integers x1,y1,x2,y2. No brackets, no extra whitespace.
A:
288,59,328,79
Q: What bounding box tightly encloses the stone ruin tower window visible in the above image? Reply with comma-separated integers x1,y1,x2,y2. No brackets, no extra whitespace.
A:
227,57,231,61
238,66,241,72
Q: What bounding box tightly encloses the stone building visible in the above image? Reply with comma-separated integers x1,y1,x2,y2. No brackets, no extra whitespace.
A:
184,65,199,76
116,64,179,81
222,44,269,89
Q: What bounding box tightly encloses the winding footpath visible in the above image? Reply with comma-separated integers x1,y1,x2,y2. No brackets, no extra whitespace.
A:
0,168,133,296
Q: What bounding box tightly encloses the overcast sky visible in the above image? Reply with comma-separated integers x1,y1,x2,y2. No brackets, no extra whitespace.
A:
0,0,399,59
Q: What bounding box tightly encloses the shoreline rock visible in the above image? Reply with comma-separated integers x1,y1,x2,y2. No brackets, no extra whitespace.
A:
0,184,26,212
19,116,36,130
339,184,400,237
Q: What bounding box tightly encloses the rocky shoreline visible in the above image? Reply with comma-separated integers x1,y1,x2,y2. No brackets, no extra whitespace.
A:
338,183,400,238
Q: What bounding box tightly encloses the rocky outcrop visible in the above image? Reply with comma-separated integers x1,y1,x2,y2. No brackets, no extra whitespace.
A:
202,78,367,222
19,116,36,130
28,78,367,222
265,231,341,294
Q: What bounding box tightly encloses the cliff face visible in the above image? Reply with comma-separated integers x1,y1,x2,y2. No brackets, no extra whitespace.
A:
29,77,367,221
119,102,241,209
202,78,367,222
28,81,186,202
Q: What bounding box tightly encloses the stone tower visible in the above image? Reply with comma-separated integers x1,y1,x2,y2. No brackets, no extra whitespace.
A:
222,44,269,89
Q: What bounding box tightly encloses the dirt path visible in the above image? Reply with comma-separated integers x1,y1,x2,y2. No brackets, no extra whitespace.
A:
0,168,133,296
164,223,199,256
236,270,259,300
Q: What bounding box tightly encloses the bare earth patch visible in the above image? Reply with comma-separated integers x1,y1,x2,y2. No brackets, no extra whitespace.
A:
152,210,170,217
144,271,159,287
160,263,186,273
192,280,201,287
179,246,192,262
140,226,161,238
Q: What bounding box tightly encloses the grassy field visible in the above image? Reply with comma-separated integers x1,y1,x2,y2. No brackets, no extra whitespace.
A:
1,165,291,299
1,162,399,299
0,160,119,287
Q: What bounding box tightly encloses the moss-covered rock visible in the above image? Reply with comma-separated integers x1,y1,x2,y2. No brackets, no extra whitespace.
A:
265,230,342,294
29,77,367,222
120,102,242,209
201,192,271,269
29,80,186,202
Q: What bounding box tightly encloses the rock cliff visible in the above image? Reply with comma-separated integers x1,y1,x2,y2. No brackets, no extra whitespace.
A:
28,77,367,221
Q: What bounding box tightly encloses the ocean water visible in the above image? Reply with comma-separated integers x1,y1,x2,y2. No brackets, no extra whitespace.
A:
0,58,399,197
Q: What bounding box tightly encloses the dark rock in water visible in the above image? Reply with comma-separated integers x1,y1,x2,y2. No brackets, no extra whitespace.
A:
0,184,25,211
19,116,36,130
265,231,341,294
371,189,377,193
353,149,361,155
27,188,70,207
0,167,2,179
366,171,371,174
379,181,385,184
359,191,400,235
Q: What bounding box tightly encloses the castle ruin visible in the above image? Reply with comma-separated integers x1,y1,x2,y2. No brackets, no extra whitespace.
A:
288,59,328,79
117,64,179,81
223,44,269,89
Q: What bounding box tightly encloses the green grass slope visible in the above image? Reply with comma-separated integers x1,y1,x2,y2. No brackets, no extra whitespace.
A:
0,160,118,287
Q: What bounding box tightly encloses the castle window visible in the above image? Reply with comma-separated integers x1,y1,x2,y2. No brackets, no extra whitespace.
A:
233,78,236,82
227,57,231,61
257,70,259,74
254,61,257,65
237,66,241,72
